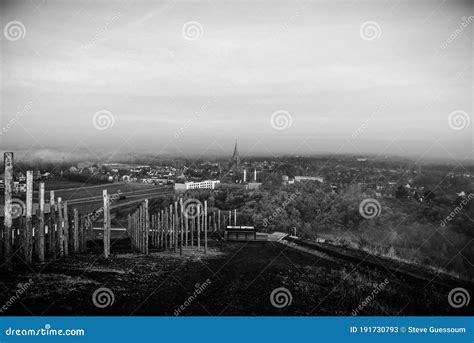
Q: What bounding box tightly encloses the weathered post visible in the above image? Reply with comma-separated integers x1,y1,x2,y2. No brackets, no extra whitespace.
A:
3,152,14,270
174,201,178,253
132,211,136,250
127,213,132,249
58,197,64,257
191,215,194,248
218,210,221,231
73,208,79,253
63,202,70,256
184,206,189,247
197,205,201,250
103,190,110,258
139,203,144,253
25,171,33,264
144,200,149,255
49,191,57,259
164,209,168,250
169,204,173,249
80,216,86,252
213,211,217,232
38,182,45,262
234,209,237,226
204,200,208,254
179,198,184,254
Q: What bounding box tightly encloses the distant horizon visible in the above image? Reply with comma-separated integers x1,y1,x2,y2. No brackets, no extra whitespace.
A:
2,145,474,166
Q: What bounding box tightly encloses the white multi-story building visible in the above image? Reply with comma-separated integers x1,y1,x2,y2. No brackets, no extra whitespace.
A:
174,180,220,192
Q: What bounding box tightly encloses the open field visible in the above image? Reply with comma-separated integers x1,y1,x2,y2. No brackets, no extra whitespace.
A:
0,182,174,218
0,239,469,316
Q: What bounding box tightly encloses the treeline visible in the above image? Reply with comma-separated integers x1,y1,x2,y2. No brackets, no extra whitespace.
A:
186,182,474,280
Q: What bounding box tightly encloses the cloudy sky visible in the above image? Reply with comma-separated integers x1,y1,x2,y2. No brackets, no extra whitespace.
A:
0,0,472,162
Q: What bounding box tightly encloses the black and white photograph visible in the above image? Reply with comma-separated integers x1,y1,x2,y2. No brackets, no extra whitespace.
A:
0,0,473,321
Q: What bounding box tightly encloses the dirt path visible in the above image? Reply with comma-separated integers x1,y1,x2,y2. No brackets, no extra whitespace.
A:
0,240,467,316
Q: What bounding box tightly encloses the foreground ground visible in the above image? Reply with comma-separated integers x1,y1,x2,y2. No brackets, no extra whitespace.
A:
0,239,469,316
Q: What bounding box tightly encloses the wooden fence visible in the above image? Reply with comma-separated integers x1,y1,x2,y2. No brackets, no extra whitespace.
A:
1,152,239,270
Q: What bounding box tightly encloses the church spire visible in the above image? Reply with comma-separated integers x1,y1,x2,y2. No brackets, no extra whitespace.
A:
232,140,240,166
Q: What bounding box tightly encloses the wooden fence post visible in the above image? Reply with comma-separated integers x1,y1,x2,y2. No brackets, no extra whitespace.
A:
169,204,173,249
218,210,221,231
3,152,14,270
191,215,194,248
213,211,216,232
103,190,110,258
139,204,143,253
144,200,149,255
204,200,208,254
197,205,201,250
80,216,86,252
24,171,33,265
184,207,189,247
164,209,168,250
73,208,79,253
179,198,184,253
49,191,56,259
174,201,178,253
57,197,64,257
63,202,69,256
38,182,45,262
234,209,237,226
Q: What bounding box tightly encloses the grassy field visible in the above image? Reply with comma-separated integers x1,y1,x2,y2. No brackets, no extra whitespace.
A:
0,240,466,316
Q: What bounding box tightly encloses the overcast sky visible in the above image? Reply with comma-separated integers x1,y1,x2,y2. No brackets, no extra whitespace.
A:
0,0,472,162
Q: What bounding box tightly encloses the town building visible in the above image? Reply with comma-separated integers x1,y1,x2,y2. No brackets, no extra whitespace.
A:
174,180,221,193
